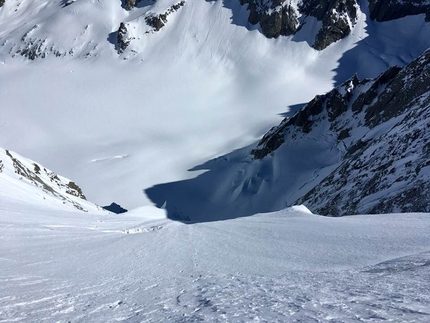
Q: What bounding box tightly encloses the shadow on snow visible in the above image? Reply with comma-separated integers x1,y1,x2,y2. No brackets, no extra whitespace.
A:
145,3,430,224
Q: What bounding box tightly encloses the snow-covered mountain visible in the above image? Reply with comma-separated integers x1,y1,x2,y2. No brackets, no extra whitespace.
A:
147,48,430,221
1,0,430,211
1,148,429,321
1,1,430,321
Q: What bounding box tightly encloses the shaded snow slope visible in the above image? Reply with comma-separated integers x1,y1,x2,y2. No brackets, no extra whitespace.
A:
1,0,430,210
1,199,429,321
147,48,430,221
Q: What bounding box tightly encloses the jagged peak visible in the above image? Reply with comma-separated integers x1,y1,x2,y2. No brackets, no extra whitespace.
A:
251,48,429,160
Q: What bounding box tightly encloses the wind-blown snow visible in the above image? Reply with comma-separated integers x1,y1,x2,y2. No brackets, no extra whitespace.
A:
1,194,429,321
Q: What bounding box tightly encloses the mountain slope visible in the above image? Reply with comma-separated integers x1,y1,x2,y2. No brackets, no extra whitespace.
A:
146,48,430,220
1,0,430,211
0,148,105,213
1,196,430,321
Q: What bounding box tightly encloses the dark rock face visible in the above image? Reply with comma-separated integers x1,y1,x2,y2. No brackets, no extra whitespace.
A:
312,1,358,50
117,22,130,54
0,0,5,8
145,15,166,31
258,5,299,38
103,203,128,214
244,0,430,49
145,1,185,31
253,49,430,215
245,0,300,38
243,0,358,50
124,0,137,11
67,181,86,200
116,1,184,54
369,0,430,22
302,0,358,50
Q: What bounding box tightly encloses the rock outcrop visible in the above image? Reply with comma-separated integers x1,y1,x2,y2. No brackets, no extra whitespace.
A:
253,49,430,215
124,0,137,11
117,22,132,54
117,1,185,54
0,148,97,212
369,0,430,22
242,0,358,50
103,202,128,214
242,0,300,38
145,1,185,31
307,0,358,50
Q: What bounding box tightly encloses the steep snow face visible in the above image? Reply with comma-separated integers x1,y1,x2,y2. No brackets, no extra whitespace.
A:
1,197,430,321
1,0,430,210
147,49,430,220
0,148,105,213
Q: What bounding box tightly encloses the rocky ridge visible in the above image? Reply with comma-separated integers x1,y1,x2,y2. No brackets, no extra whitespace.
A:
117,1,185,54
252,49,430,215
241,0,358,49
369,0,430,22
241,0,429,49
0,148,103,212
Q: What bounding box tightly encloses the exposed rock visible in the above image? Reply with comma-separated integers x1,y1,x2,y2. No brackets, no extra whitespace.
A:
64,0,76,7
0,0,5,8
259,5,299,38
117,22,131,54
369,0,430,22
145,48,430,221
302,0,358,50
245,0,300,38
145,15,166,31
124,0,137,11
116,1,184,54
11,24,95,60
253,48,430,215
103,202,128,214
251,75,358,159
243,0,358,49
1,149,92,211
67,181,86,200
313,6,356,50
145,1,185,32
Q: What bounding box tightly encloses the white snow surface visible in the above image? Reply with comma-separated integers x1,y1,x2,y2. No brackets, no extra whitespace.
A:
1,192,430,321
0,0,430,209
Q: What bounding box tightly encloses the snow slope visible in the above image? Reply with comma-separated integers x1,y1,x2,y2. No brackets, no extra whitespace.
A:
146,47,430,221
1,0,430,209
0,148,104,213
1,194,430,321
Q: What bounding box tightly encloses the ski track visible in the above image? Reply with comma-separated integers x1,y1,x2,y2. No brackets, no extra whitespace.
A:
1,208,430,322
1,254,429,322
